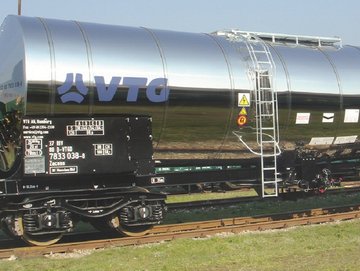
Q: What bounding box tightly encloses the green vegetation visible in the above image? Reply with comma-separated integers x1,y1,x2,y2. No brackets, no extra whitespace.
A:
1,219,359,271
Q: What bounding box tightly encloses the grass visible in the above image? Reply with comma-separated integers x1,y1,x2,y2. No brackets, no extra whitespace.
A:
1,219,359,271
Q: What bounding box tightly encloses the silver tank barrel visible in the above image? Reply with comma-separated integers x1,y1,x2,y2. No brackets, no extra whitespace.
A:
0,15,360,160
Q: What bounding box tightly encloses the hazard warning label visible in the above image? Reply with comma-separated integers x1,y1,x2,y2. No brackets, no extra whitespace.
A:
239,107,247,115
238,93,250,107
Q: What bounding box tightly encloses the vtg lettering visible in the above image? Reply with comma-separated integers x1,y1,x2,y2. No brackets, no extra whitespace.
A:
57,73,170,104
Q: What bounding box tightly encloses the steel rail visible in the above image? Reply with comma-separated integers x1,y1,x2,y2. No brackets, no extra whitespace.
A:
0,204,359,259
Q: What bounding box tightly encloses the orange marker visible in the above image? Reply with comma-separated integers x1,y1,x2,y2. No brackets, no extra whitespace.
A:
237,115,247,126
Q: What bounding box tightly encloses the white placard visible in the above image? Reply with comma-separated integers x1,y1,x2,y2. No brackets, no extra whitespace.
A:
67,120,105,136
344,109,359,123
322,113,334,123
238,93,250,107
309,137,334,145
333,135,357,144
296,113,310,124
93,143,113,156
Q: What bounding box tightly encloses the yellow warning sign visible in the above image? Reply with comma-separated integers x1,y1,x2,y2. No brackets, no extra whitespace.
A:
238,93,250,107
239,107,247,115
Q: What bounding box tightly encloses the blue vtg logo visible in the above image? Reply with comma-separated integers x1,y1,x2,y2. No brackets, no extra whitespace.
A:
57,73,170,104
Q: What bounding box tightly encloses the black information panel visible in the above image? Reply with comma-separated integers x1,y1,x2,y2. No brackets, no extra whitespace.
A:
22,116,153,178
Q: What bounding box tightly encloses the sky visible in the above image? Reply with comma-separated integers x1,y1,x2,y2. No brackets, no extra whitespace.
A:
0,0,359,45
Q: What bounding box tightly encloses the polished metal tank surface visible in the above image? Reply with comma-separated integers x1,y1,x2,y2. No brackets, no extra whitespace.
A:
0,15,359,160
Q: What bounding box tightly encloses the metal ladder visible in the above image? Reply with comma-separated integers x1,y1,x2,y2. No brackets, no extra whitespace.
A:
214,29,343,197
213,30,281,197
245,34,280,197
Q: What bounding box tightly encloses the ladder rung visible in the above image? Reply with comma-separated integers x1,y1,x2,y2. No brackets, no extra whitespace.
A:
261,127,275,130
258,87,272,90
262,194,278,198
261,154,277,158
263,181,276,184
260,114,274,117
257,96,273,100
260,154,280,157
259,86,273,89
263,167,277,170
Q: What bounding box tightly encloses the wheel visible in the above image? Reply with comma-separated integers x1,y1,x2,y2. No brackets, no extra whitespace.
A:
108,214,153,237
117,224,153,237
22,232,63,246
4,215,62,246
91,187,156,237
19,216,63,246
109,186,154,237
90,213,153,237
90,212,153,237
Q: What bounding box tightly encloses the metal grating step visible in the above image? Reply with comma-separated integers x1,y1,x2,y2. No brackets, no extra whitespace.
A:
213,29,342,48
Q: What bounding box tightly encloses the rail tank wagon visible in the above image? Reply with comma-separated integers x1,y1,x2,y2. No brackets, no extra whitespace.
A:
0,15,360,245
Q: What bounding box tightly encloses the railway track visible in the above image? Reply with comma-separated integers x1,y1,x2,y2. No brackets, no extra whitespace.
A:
1,203,359,259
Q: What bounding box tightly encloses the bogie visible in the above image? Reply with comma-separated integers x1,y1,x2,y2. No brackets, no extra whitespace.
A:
0,188,166,245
